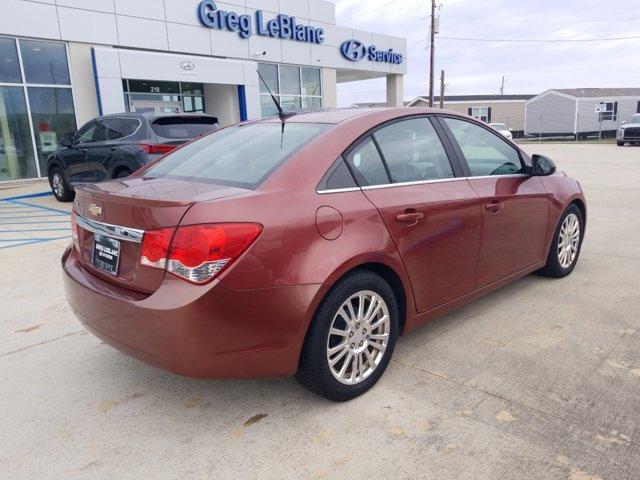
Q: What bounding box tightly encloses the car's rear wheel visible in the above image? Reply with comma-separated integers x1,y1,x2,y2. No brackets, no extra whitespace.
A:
115,169,131,179
538,204,583,278
296,271,399,401
49,167,74,202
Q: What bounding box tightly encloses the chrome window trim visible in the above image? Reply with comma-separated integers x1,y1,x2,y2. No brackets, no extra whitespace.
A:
316,186,361,195
76,215,144,243
316,173,529,194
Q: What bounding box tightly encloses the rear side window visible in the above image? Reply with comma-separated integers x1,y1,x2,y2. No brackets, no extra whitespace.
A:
151,116,219,140
102,118,140,140
344,137,389,186
144,123,328,189
373,118,453,182
444,118,523,176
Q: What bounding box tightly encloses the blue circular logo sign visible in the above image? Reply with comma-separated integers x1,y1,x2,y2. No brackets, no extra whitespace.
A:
340,39,367,61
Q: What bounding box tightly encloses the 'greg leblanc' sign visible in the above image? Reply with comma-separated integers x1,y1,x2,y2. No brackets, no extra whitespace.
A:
198,0,325,44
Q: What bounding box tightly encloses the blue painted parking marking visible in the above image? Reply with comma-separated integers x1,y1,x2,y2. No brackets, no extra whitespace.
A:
0,192,71,249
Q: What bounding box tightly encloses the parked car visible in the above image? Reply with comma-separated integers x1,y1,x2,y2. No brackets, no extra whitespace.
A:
47,113,219,201
617,114,640,146
62,108,586,401
489,122,513,140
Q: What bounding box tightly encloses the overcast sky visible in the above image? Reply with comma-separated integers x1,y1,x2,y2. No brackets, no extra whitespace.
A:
329,0,640,106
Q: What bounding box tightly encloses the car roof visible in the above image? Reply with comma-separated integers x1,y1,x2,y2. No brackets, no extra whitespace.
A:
257,107,457,125
97,112,218,121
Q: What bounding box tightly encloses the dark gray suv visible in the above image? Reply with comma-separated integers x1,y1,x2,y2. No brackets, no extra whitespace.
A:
47,113,219,201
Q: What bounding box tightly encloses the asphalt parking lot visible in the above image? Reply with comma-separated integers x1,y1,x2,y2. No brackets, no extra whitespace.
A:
1,143,639,480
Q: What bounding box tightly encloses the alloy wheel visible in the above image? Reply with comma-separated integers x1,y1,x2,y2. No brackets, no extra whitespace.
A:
52,172,65,198
326,290,391,385
557,213,580,268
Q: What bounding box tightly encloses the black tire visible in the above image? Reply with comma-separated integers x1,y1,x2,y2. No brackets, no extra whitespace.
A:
296,270,399,402
115,169,131,179
49,167,74,202
538,204,584,278
617,141,625,146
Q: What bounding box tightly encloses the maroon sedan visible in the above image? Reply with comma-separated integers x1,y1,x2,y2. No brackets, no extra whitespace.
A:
63,108,586,401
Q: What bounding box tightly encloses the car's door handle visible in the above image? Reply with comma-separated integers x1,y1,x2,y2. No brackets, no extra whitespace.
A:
485,201,504,213
396,211,424,226
110,147,117,151
79,148,87,154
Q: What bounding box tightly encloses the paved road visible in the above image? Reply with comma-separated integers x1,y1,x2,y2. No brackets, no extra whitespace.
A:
1,144,639,479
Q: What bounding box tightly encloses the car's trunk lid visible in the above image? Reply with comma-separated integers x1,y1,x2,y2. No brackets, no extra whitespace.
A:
73,176,248,293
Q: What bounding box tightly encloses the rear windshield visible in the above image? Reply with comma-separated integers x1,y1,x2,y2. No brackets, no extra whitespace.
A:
144,122,329,189
151,117,219,140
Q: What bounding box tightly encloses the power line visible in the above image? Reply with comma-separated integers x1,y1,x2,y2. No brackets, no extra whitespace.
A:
439,35,640,43
440,14,640,24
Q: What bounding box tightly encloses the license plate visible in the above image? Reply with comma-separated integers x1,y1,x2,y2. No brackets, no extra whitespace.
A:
92,234,121,276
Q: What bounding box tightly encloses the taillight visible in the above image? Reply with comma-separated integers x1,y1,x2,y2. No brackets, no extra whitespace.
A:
140,227,176,269
140,223,262,285
140,143,176,155
70,210,79,250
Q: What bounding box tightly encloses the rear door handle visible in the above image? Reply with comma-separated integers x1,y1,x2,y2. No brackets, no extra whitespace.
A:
396,211,424,226
485,201,504,213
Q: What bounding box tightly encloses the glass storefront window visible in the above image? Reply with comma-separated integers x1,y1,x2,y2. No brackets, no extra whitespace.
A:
301,67,321,96
28,87,77,174
181,83,204,95
128,80,180,94
280,96,302,110
280,66,301,95
0,38,22,84
0,86,36,181
20,40,70,85
302,97,322,109
258,64,322,117
258,63,279,95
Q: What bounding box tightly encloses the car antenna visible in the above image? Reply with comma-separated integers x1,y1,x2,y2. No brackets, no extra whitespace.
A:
256,69,296,147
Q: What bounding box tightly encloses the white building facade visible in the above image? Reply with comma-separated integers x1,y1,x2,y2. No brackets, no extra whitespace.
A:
0,0,407,182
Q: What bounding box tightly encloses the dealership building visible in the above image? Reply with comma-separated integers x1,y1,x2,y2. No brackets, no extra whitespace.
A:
0,0,407,182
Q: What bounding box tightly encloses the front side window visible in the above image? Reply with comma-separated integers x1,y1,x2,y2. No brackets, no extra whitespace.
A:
20,40,70,85
444,118,523,177
344,137,389,187
145,123,328,189
373,118,453,183
75,121,99,144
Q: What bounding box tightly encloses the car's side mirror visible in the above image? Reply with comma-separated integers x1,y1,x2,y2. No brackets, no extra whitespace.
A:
531,154,556,176
60,136,73,148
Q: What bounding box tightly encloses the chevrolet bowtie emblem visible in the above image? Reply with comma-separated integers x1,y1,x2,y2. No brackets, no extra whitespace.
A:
88,203,102,216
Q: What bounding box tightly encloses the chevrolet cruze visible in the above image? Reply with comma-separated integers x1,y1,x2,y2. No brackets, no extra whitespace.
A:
63,108,586,401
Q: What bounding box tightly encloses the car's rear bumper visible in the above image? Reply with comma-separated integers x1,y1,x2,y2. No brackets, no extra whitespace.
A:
62,246,325,378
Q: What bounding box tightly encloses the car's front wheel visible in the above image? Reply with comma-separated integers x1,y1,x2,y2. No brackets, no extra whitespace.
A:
49,167,74,202
538,204,584,277
296,271,399,401
617,141,625,146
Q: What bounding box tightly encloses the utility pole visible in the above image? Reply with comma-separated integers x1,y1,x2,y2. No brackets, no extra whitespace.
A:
439,70,445,109
428,0,436,107
499,75,506,96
